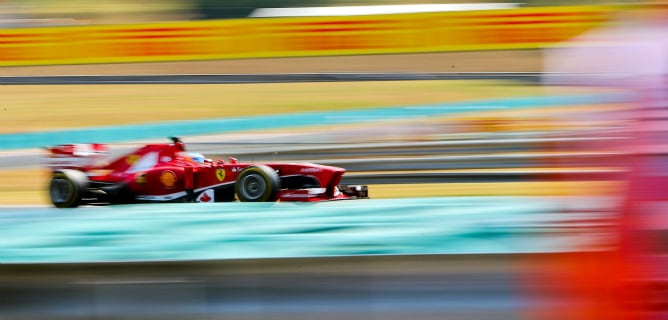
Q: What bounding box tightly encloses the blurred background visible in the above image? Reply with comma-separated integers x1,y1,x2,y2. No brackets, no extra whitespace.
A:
1,0,667,319
0,0,641,25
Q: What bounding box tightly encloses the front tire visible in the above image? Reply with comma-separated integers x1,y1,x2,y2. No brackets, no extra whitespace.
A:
49,170,88,208
235,165,280,202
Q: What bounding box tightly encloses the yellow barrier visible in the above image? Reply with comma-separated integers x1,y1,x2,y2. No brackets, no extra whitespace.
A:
0,5,617,67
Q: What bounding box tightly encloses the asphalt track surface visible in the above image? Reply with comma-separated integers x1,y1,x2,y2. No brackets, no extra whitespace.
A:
3,135,622,183
1,254,546,320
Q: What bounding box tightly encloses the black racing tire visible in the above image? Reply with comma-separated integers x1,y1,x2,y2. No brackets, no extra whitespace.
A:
234,165,280,202
49,169,88,208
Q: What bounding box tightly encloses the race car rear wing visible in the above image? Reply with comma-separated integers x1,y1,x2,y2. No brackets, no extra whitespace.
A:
45,143,108,170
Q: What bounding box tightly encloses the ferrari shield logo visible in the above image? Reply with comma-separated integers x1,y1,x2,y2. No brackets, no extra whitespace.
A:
216,169,226,181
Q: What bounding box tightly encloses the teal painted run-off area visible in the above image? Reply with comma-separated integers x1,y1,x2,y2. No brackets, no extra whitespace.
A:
0,94,625,150
0,197,606,263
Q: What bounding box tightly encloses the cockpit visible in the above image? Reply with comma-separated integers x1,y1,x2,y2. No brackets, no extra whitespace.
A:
178,152,207,164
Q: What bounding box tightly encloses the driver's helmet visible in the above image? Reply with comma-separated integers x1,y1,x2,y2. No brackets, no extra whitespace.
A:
179,151,206,164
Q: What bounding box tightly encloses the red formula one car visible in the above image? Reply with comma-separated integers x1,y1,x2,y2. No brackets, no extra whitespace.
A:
45,137,368,208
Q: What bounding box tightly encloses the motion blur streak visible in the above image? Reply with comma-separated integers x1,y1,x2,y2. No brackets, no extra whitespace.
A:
0,197,612,263
0,254,533,320
0,5,613,67
0,195,614,319
534,4,668,319
248,3,520,17
3,2,668,320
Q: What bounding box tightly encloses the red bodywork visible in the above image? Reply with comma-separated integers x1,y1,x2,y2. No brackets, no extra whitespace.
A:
45,139,368,205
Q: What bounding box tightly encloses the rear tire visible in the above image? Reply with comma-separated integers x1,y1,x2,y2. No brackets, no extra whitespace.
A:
235,165,280,202
49,170,88,208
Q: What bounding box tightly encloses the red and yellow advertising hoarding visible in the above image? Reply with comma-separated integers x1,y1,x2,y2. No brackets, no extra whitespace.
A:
0,5,616,66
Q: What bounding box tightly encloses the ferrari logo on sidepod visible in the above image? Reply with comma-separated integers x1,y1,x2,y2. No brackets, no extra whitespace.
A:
216,169,226,181
160,170,177,188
